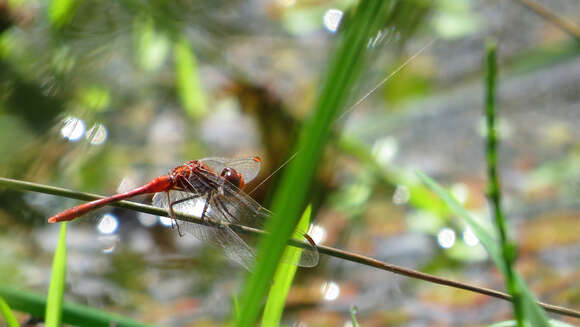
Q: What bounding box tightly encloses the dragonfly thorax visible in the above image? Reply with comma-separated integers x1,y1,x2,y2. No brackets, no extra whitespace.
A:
169,160,217,190
168,160,245,192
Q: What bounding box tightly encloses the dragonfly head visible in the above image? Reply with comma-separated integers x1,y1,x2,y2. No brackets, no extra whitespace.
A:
221,167,244,189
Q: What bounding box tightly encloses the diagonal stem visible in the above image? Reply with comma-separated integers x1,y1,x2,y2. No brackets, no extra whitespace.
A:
0,176,579,319
518,0,580,41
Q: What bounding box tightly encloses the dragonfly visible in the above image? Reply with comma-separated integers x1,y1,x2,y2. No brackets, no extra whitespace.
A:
48,157,319,270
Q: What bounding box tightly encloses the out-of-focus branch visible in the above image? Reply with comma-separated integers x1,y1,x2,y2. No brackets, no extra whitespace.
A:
519,0,580,41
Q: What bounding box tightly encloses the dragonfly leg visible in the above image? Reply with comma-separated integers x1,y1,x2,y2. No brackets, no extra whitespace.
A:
200,191,213,225
165,192,184,237
168,194,205,235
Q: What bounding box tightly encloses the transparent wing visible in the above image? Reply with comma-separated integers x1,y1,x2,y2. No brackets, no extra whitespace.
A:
153,190,212,240
152,189,257,270
200,157,261,184
209,182,319,267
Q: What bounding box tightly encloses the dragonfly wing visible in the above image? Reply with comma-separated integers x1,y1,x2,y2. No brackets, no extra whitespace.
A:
153,189,257,270
200,157,261,184
215,186,319,267
211,224,256,270
211,185,268,227
291,231,319,267
152,190,214,241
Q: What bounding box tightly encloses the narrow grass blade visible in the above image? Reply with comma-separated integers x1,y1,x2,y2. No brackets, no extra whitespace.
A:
227,294,240,327
484,38,549,327
417,172,550,326
517,277,550,326
261,206,311,327
0,296,20,327
174,35,207,119
236,1,395,326
0,286,152,327
417,173,501,265
338,136,450,218
45,222,67,327
485,38,525,327
350,305,360,327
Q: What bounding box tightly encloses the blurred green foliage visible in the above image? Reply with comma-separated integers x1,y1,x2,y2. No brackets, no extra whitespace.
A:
0,0,579,325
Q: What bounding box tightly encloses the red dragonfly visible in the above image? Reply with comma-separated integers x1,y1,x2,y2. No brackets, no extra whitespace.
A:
48,157,319,269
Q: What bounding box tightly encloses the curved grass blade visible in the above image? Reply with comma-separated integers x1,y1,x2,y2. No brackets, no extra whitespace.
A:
0,286,152,327
261,206,311,326
0,296,20,327
45,222,67,327
417,172,550,326
236,1,396,326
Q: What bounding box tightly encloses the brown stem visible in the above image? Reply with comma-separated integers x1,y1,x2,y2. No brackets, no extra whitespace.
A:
519,0,580,40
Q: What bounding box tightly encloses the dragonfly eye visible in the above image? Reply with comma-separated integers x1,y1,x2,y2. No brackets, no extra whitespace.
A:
221,167,244,189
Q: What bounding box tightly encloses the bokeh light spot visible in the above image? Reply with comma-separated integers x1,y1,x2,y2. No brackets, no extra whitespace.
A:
321,281,340,301
437,227,456,249
308,224,326,244
463,227,479,247
323,9,343,33
86,123,108,145
159,216,173,227
61,116,85,141
97,213,119,235
372,137,398,165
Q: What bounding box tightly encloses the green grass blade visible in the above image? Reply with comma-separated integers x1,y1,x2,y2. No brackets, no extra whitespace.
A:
261,206,311,327
174,35,207,119
227,295,240,327
0,296,20,327
417,172,502,265
48,0,77,28
485,38,525,326
0,286,153,327
484,38,549,327
45,222,67,327
417,172,550,326
235,1,395,326
350,305,360,327
517,276,551,326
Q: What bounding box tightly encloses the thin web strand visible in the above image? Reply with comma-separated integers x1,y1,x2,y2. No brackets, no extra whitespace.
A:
250,39,437,192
